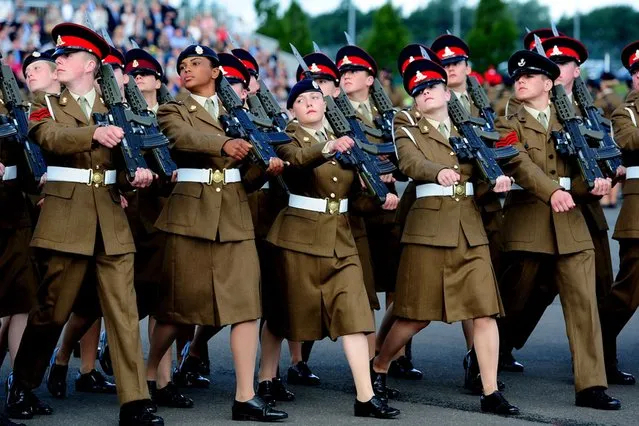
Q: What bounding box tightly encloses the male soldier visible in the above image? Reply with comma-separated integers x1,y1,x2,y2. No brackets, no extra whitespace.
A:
495,46,619,409
499,34,631,385
24,48,117,400
334,43,418,381
6,23,162,426
598,40,639,386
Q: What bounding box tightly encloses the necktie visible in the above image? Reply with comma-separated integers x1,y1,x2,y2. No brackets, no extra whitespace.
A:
316,130,328,143
438,122,450,139
204,98,218,119
78,96,91,119
460,93,471,113
537,111,548,130
359,103,373,122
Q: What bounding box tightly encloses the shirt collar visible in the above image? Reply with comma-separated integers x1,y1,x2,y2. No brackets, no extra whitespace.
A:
190,93,219,110
300,124,328,142
426,117,451,134
69,88,97,109
453,90,469,100
149,103,159,114
523,104,551,122
348,97,372,113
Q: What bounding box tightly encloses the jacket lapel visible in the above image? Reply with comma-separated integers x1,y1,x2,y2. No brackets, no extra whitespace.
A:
58,88,89,125
418,117,450,149
184,96,221,129
294,126,317,147
517,106,548,135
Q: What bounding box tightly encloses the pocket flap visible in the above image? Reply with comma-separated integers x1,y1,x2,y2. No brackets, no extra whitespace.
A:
171,183,203,198
413,196,442,210
44,182,75,199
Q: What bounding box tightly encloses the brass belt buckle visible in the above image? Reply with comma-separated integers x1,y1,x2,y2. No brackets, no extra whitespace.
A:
451,183,466,198
327,199,340,215
209,169,225,185
87,169,104,187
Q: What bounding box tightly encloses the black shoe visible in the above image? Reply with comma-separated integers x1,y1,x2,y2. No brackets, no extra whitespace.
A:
464,349,505,395
198,358,211,376
149,381,193,408
173,357,211,389
231,396,288,421
370,368,396,401
46,348,68,399
287,361,320,386
6,373,53,419
98,331,114,376
0,412,26,426
480,391,520,415
354,395,400,419
498,351,524,373
575,387,621,410
257,378,295,406
607,367,636,385
388,356,423,380
75,369,117,394
119,399,164,425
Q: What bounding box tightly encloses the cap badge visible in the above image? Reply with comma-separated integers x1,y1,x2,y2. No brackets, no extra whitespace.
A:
341,56,351,65
409,56,415,63
442,46,455,58
310,63,321,73
634,50,639,61
518,58,526,67
56,35,64,47
195,45,204,55
551,45,563,56
312,81,320,89
132,59,139,67
414,70,427,82
219,65,227,75
32,51,41,58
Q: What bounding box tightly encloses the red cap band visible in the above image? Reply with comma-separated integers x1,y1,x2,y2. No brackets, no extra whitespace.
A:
125,58,159,74
220,65,246,83
239,59,256,72
57,35,103,58
546,45,580,61
409,71,445,92
400,56,425,74
436,46,467,61
337,55,373,71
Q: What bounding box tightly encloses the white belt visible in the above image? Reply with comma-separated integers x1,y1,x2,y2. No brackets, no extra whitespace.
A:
288,194,348,214
47,166,116,186
261,182,270,190
626,166,639,180
176,168,241,185
0,165,17,181
416,182,474,198
512,177,571,191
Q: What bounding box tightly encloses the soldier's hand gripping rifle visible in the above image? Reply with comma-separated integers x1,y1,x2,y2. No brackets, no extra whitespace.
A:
216,76,290,193
0,53,46,180
291,43,392,203
572,75,622,178
123,78,177,178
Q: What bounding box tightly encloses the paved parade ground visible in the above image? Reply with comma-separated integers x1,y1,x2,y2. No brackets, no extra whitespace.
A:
6,204,638,426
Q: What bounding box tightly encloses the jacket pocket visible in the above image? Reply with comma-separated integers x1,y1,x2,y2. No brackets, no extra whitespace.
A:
502,201,535,243
37,183,76,242
279,208,318,245
568,209,591,242
167,183,202,227
403,198,442,237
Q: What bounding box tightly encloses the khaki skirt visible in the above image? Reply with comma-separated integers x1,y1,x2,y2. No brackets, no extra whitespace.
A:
394,229,504,323
0,227,38,316
157,234,261,326
271,248,375,341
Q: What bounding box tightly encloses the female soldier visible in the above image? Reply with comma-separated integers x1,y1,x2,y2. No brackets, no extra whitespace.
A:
264,78,400,419
371,57,519,415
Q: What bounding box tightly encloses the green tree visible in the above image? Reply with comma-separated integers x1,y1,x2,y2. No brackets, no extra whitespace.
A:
466,0,518,72
309,0,374,49
279,0,313,54
363,2,409,71
404,0,474,44
254,0,281,39
508,0,551,40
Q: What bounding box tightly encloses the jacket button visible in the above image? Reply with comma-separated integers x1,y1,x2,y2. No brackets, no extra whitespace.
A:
332,177,338,182
330,193,336,198
216,187,221,192
331,161,336,165
453,165,459,170
550,170,556,175
96,164,100,170
450,151,455,156
548,154,554,159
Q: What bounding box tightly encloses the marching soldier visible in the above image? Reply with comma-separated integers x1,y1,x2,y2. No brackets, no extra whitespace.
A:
266,78,400,419
6,23,162,425
149,43,287,421
371,55,518,415
495,46,620,410
335,43,422,381
598,71,624,208
599,40,639,386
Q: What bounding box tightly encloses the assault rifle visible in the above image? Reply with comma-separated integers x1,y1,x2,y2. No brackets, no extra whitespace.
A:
572,76,622,178
466,74,497,132
0,53,46,180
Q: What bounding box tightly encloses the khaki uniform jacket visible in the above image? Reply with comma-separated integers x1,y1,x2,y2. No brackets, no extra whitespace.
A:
155,95,259,242
267,124,378,258
612,90,639,240
496,104,594,255
595,89,623,120
393,109,488,248
28,88,135,256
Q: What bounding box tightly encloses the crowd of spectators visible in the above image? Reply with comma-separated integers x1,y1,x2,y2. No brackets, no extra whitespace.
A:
0,0,294,101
